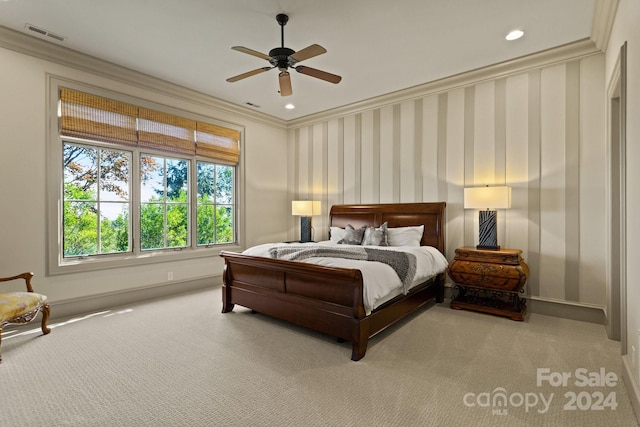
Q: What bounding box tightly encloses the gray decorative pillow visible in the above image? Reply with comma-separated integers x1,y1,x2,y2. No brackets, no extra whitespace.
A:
337,224,366,245
362,222,389,246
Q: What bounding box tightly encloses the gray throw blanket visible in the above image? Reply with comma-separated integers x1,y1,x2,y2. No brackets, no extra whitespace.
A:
268,245,417,293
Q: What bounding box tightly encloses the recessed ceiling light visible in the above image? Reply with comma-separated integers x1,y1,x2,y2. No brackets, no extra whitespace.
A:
285,103,295,110
506,30,524,41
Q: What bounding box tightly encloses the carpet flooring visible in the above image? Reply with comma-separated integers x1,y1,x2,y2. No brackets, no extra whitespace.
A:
1,286,637,426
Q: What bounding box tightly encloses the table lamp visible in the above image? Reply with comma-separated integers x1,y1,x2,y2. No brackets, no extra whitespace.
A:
464,186,511,250
291,200,320,242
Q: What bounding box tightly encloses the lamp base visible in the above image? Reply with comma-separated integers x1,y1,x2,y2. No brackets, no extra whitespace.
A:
299,216,312,243
477,245,501,250
478,210,499,249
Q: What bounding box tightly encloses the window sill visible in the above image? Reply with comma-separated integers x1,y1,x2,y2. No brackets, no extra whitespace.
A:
48,244,242,276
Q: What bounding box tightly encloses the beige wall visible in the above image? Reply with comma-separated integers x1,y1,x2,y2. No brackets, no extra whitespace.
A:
288,47,607,307
606,0,640,402
0,38,289,310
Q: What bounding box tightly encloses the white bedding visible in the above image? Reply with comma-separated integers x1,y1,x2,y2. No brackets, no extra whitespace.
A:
242,241,449,315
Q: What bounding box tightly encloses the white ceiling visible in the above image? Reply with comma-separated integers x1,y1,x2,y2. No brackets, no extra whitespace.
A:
0,0,596,121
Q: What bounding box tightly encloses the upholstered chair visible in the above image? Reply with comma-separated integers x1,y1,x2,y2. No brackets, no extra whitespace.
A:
0,272,51,363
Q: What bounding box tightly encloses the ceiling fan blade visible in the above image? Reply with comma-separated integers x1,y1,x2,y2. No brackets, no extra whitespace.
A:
295,66,342,84
231,46,272,61
289,44,327,63
279,71,292,96
226,67,272,82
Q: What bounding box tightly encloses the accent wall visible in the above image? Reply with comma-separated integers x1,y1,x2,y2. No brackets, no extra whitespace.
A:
288,43,606,309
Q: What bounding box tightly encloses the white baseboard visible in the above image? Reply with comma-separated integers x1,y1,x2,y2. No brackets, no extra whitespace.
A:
527,296,605,324
55,279,603,325
622,354,640,423
49,275,222,321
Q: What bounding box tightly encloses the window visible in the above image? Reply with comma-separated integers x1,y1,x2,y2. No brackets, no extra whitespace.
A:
140,155,190,251
63,143,131,257
50,84,242,273
197,162,234,245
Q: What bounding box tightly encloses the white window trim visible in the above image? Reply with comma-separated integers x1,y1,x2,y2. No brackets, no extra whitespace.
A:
47,77,245,275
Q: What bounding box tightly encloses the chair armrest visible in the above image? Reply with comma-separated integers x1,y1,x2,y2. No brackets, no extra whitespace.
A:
0,272,35,292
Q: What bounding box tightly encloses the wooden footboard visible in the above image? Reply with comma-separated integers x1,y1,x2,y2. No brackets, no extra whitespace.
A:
221,251,444,360
221,251,367,352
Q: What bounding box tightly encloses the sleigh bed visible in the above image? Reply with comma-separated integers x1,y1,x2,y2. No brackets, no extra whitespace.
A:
220,202,446,360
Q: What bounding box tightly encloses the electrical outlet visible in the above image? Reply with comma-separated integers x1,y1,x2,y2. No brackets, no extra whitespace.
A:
168,272,173,281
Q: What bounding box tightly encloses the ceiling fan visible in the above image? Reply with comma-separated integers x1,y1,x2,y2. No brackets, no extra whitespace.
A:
226,13,341,96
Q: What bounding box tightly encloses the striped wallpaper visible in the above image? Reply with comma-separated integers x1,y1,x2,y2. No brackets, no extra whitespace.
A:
288,52,606,306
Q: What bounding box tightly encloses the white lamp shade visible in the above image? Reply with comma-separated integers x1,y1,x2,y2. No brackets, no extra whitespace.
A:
464,186,511,209
292,200,321,216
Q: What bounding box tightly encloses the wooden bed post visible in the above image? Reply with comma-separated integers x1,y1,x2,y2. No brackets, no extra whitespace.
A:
221,263,234,313
435,273,445,303
351,319,369,361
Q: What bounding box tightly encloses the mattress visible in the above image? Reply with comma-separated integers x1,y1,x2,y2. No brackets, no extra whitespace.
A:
242,241,449,314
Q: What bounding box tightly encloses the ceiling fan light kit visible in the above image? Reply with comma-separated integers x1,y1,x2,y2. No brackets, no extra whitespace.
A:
227,13,341,96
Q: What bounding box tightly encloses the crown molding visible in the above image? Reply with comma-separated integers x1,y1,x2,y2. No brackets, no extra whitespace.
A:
0,25,287,130
591,0,619,52
287,38,601,129
0,23,603,132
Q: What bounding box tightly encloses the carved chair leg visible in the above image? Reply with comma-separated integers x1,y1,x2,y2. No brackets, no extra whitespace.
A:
41,304,51,335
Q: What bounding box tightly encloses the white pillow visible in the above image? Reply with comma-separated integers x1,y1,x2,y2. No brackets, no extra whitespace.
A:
329,226,347,243
386,225,424,247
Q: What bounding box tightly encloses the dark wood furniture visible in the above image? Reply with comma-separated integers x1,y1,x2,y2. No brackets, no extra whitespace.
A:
220,202,446,361
448,247,529,321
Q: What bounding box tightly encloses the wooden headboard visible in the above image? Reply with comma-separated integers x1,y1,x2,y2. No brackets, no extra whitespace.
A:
329,202,446,254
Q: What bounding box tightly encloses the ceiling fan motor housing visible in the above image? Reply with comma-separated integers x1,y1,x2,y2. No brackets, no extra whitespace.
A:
268,47,296,69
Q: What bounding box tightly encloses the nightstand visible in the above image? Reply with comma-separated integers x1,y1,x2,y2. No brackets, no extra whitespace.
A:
447,247,529,321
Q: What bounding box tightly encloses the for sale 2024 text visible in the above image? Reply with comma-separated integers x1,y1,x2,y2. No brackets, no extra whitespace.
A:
537,368,618,411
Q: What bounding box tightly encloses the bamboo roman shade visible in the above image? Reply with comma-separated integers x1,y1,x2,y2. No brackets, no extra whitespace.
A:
138,108,196,155
60,89,138,146
196,122,241,164
59,88,240,164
